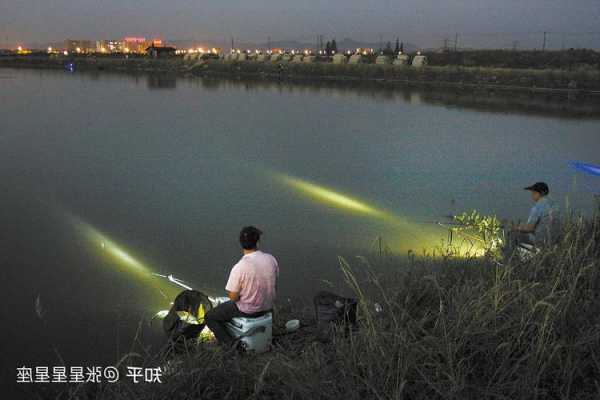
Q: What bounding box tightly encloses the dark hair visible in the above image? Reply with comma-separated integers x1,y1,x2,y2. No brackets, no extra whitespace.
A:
239,226,263,250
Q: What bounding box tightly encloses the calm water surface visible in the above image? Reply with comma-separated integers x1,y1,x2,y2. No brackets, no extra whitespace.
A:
1,68,599,393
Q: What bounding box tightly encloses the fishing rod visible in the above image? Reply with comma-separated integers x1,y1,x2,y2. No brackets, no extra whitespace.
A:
151,273,222,306
152,273,194,291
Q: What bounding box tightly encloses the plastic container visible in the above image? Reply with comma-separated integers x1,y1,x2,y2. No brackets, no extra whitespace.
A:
210,297,273,353
225,313,273,353
285,319,300,332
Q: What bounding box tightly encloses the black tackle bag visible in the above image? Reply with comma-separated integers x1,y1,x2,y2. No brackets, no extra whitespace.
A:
163,290,213,342
313,291,358,341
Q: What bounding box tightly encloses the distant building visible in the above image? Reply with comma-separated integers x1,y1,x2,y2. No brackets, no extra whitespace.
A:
256,53,270,62
332,53,348,64
375,55,392,65
64,40,95,53
146,46,176,59
96,40,123,53
348,53,363,64
122,37,154,54
412,54,428,67
393,53,410,66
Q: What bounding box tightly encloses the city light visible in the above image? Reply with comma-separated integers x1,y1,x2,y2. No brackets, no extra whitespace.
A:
47,46,52,53
17,46,22,51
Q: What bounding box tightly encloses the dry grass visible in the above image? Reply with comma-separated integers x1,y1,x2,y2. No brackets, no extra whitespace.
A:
55,211,600,400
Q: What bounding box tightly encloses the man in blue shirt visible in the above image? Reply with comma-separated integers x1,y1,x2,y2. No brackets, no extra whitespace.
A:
514,182,559,246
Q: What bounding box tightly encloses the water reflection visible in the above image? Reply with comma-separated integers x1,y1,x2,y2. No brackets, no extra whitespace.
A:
189,75,600,119
147,74,176,89
19,67,599,117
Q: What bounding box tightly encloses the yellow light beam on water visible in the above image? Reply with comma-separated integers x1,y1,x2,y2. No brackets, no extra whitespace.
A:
277,174,386,217
273,172,485,256
67,214,180,302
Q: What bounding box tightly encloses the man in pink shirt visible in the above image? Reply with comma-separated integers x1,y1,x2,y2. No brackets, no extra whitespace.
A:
205,226,279,346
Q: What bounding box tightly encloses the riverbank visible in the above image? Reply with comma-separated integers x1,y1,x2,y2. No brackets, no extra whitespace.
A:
2,54,600,95
46,211,600,400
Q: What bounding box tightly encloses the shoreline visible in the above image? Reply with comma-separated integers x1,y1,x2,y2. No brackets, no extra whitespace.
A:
54,214,600,400
2,55,600,97
3,57,600,118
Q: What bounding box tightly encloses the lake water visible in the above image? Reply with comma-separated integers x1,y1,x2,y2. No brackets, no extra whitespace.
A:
1,68,599,394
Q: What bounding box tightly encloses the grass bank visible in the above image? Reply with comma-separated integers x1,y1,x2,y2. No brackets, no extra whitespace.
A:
195,60,600,93
54,208,600,400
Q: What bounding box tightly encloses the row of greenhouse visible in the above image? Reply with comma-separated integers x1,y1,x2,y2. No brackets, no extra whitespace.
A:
183,50,428,67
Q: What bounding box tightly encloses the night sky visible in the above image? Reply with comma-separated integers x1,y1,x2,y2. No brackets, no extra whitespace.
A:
1,0,599,49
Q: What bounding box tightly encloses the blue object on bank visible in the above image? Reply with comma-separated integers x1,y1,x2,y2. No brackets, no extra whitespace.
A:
570,162,600,177
570,161,600,195
65,62,75,72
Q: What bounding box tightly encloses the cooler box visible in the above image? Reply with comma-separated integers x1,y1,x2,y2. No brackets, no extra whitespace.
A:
225,313,273,353
211,297,273,353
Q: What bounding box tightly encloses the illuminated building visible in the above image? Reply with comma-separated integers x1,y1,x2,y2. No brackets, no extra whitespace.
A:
64,39,95,53
122,37,155,54
15,46,32,55
96,40,123,53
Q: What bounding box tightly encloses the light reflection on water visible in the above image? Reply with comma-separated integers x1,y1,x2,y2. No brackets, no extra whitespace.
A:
1,68,599,386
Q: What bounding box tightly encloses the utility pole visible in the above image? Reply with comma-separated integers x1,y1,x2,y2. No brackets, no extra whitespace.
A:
542,31,547,51
454,33,459,52
231,36,234,51
267,36,271,50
